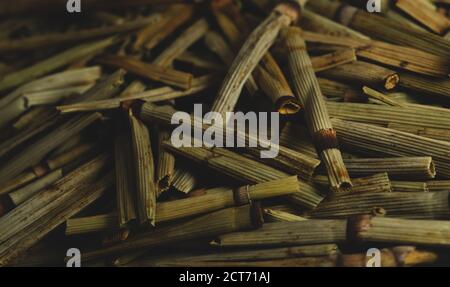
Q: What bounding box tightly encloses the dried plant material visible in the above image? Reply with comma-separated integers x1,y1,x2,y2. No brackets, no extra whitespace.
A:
315,173,392,195
210,2,302,115
311,191,450,219
326,102,450,130
57,75,217,113
306,0,450,57
319,61,399,91
396,0,450,34
264,208,307,222
0,38,116,93
332,118,450,179
427,180,450,192
140,5,194,51
348,216,450,247
362,86,404,107
391,181,429,193
163,244,339,263
0,154,111,266
0,113,101,184
0,15,161,52
66,213,118,236
129,113,156,226
344,157,436,180
311,49,357,72
156,130,175,195
152,18,209,67
46,143,96,170
8,169,63,205
97,54,193,89
282,27,351,192
115,123,137,227
300,31,450,78
82,204,263,262
139,103,321,181
212,219,347,248
387,123,450,142
171,169,196,194
317,78,363,102
161,139,324,210
300,9,369,39
399,73,450,100
254,54,301,115
0,66,102,108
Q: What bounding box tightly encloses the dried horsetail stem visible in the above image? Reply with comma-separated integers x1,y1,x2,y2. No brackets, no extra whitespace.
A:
65,175,296,235
210,0,306,115
66,213,118,236
0,66,102,109
0,142,96,196
361,86,404,107
97,55,193,90
0,37,116,93
263,208,307,222
138,103,321,181
254,53,301,115
156,130,175,195
161,139,324,210
311,191,450,219
331,119,450,179
115,121,137,227
395,0,450,34
46,142,97,170
300,31,450,78
161,176,300,222
171,169,197,194
390,181,429,193
0,14,162,52
0,113,102,184
387,123,450,143
398,73,450,100
326,102,450,131
129,112,156,226
427,180,450,192
152,18,209,67
281,26,351,192
0,154,111,266
300,9,369,39
348,216,450,247
212,219,347,248
63,69,126,104
306,0,450,58
210,4,300,115
343,157,436,180
310,49,357,73
81,204,264,262
208,7,259,96
317,78,364,102
57,75,218,113
8,169,63,206
314,173,392,195
319,61,399,91
177,243,339,263
142,5,194,51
